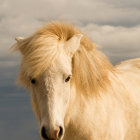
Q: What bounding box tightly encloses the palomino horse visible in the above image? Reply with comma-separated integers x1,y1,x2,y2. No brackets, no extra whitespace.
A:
14,22,140,140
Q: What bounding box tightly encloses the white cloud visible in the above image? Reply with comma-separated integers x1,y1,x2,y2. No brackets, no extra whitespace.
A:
81,24,140,63
0,0,140,60
82,24,140,49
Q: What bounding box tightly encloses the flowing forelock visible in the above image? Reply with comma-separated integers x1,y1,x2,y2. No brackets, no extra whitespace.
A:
15,22,114,95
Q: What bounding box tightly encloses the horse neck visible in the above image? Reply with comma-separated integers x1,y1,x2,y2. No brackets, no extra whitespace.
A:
64,48,117,128
64,73,121,139
65,58,117,125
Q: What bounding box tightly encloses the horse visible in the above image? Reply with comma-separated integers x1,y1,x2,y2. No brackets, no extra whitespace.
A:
14,22,140,140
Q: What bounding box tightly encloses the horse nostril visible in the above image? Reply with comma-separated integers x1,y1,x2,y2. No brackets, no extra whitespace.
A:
41,126,49,140
58,126,63,139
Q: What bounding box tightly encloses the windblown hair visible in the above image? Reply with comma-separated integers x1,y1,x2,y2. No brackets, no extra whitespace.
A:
15,22,114,94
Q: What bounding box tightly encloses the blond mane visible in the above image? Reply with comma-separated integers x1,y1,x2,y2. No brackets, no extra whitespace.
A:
15,22,114,95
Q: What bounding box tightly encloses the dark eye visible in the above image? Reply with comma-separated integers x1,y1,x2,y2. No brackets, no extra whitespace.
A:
31,79,36,84
29,77,36,84
65,75,72,82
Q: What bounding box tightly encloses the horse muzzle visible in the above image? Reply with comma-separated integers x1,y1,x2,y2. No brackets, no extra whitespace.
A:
41,125,64,140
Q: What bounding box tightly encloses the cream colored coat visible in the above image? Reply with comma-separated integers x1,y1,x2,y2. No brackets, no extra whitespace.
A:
14,22,140,140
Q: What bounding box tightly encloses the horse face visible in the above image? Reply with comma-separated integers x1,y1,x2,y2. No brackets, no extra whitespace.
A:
30,55,71,140
29,34,83,140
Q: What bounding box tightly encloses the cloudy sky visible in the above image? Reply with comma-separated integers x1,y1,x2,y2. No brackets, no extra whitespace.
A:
0,0,140,140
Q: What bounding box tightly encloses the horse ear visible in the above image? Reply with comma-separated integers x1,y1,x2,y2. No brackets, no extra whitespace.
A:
65,34,83,57
15,36,24,42
13,36,25,54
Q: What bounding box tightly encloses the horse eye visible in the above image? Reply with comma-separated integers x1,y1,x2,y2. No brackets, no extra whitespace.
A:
31,79,36,84
65,75,72,82
30,78,36,84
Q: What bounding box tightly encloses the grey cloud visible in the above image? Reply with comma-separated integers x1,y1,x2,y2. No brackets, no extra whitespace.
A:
106,0,140,9
1,0,140,29
0,0,140,54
